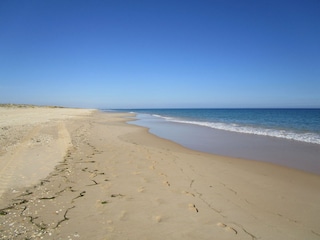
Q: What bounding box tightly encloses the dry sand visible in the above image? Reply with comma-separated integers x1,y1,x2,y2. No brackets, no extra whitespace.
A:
0,107,320,240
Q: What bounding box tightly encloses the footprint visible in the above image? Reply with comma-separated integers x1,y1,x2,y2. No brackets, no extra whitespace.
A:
119,210,127,220
188,203,199,212
106,220,114,232
149,161,157,170
182,191,195,197
217,222,227,228
141,177,151,183
153,215,162,223
149,165,155,170
217,222,238,234
137,186,145,193
111,194,125,198
163,181,170,187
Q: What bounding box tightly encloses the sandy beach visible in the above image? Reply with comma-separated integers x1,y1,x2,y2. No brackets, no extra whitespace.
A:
1,107,320,240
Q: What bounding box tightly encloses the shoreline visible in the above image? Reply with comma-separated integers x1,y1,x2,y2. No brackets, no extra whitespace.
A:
1,109,320,239
131,113,320,175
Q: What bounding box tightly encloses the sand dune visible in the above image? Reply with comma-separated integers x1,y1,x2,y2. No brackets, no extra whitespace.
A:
0,108,319,239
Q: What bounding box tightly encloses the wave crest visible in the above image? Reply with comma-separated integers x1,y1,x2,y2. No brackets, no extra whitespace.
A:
152,114,320,145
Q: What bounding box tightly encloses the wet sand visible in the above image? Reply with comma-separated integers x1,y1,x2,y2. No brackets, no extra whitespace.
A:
1,108,320,239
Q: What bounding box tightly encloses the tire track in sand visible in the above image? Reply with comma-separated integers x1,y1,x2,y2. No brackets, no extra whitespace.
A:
0,122,72,197
0,125,42,196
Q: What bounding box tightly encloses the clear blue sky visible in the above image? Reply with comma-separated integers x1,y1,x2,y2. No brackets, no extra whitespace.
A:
1,0,319,108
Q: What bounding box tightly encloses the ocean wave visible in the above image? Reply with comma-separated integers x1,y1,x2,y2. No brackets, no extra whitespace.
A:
152,115,320,145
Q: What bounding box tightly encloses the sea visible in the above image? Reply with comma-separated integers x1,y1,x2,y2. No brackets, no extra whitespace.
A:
127,109,320,144
107,109,320,174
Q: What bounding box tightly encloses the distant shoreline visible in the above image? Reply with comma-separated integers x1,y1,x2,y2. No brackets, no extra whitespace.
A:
0,103,65,108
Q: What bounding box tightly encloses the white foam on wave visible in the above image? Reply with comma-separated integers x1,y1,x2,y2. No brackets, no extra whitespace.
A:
152,115,320,145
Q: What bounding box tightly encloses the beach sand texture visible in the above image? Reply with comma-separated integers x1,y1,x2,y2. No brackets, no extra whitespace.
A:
0,107,320,239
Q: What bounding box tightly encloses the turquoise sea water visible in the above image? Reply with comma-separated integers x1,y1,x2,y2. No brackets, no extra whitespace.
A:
122,109,320,145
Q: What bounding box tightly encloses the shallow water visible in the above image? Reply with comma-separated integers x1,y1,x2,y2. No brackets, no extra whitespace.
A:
127,108,320,145
130,113,320,175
